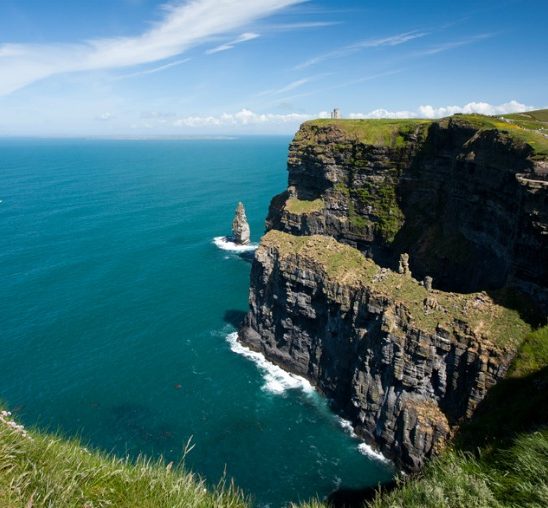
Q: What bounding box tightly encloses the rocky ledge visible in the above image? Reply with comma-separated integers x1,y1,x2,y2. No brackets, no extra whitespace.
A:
239,231,530,470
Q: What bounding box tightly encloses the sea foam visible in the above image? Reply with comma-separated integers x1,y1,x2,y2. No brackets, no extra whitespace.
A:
226,331,392,464
226,332,314,395
357,443,392,464
213,236,257,253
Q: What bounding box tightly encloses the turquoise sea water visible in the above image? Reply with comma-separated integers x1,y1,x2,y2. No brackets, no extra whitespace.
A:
0,138,392,507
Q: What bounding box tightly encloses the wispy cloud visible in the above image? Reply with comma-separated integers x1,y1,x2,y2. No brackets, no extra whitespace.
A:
257,74,328,97
265,21,341,30
0,0,304,95
205,32,260,54
413,33,494,56
115,57,191,80
295,30,427,69
349,100,533,119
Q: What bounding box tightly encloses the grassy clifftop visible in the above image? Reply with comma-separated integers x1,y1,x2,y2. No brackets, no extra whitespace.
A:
261,230,531,346
303,110,548,158
301,118,430,148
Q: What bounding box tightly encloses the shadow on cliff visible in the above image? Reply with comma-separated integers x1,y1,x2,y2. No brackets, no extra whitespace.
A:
326,481,396,508
223,310,247,329
237,251,255,264
455,364,548,453
485,287,547,329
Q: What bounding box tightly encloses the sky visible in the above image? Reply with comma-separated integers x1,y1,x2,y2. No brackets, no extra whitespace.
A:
0,0,546,136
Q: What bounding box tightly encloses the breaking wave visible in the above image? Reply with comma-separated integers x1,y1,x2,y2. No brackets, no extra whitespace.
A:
225,332,314,395
338,419,392,465
357,443,392,464
213,236,257,253
226,331,393,465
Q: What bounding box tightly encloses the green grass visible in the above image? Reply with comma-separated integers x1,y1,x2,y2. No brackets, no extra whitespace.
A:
449,113,548,158
504,108,548,124
284,197,324,214
261,231,531,347
302,118,431,148
0,410,247,508
303,110,548,159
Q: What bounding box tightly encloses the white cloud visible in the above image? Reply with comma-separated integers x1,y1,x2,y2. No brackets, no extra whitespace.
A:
258,77,312,96
205,32,260,54
266,21,341,30
349,109,414,119
349,100,533,119
172,108,310,127
295,30,427,69
96,112,114,121
415,33,494,56
115,57,191,79
0,0,304,95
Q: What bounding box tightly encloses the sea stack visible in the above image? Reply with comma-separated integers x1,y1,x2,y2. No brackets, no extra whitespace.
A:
231,202,250,245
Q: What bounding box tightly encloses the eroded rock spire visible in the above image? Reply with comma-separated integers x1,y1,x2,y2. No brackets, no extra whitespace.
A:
232,202,250,245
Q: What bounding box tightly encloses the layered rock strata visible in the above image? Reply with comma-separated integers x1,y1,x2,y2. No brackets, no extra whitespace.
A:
266,117,548,302
239,114,546,471
239,231,530,470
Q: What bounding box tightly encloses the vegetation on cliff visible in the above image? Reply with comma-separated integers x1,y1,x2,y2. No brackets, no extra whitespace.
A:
304,111,548,158
302,119,431,148
0,411,246,508
261,230,531,346
284,197,324,214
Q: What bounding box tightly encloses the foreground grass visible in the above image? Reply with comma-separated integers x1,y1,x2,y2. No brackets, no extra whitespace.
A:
0,412,247,508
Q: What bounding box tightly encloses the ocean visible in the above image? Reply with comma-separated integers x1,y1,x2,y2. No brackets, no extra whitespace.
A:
0,137,393,507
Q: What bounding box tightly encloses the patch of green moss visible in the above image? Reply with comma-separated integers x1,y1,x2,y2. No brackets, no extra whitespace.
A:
509,326,548,378
284,197,324,214
349,178,404,244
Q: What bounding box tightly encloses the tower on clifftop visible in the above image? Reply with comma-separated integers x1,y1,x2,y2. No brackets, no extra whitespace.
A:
331,108,341,119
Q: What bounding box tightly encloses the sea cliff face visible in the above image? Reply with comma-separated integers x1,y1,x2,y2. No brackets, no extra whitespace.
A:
239,114,547,471
266,117,548,300
239,232,528,469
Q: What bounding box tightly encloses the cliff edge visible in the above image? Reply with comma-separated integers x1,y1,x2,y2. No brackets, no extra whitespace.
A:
240,112,547,471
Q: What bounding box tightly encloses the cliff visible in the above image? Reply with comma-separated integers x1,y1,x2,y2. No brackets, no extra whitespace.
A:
240,231,530,469
240,112,547,471
266,115,548,303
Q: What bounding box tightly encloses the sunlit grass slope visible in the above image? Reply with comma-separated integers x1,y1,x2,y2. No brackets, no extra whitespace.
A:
0,410,247,508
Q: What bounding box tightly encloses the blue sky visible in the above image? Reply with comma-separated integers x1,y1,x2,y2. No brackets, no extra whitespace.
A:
0,0,546,136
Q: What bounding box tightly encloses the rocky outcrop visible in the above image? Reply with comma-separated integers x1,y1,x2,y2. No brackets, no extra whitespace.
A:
239,114,546,471
239,232,529,470
266,117,548,304
232,202,250,245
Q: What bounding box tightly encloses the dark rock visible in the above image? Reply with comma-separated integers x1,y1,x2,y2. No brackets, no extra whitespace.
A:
266,118,548,308
239,232,520,471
